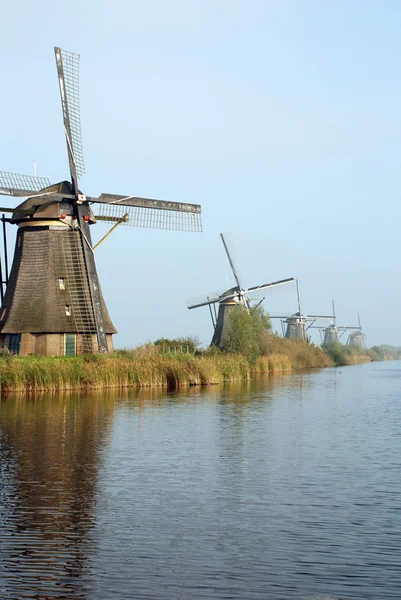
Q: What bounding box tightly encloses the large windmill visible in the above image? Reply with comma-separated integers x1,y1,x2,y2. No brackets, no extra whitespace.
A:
0,48,202,356
269,280,333,340
309,300,362,344
187,233,294,348
346,313,366,349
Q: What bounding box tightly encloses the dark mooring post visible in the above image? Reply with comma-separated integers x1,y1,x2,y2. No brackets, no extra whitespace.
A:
2,214,9,291
0,239,3,303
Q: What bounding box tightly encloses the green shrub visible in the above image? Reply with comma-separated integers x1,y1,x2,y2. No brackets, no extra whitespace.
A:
224,305,271,365
322,342,348,366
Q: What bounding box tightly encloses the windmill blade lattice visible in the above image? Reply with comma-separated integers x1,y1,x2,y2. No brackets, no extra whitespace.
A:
220,233,242,289
94,196,202,232
0,171,51,197
54,47,85,186
247,277,295,294
187,288,236,310
307,314,337,320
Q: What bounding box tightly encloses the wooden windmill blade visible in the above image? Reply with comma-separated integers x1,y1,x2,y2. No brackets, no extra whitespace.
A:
247,277,295,294
0,171,52,198
218,233,252,313
306,314,337,320
54,47,85,192
91,193,202,232
220,233,242,290
187,288,239,310
268,315,294,319
244,278,295,313
53,47,110,353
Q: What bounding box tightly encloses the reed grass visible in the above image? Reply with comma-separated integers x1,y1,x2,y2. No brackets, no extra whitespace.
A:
260,334,333,369
0,352,252,393
343,354,371,365
0,336,333,393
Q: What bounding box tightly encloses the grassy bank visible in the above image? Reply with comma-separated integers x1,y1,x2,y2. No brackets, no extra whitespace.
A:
0,338,332,393
322,342,371,366
0,352,249,393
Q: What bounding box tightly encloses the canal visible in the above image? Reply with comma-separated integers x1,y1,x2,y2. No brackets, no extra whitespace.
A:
0,361,400,599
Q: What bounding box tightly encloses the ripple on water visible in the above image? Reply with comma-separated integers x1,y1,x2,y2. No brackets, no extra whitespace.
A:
0,363,401,599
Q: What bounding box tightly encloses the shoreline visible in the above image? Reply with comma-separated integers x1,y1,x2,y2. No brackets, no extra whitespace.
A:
0,348,373,394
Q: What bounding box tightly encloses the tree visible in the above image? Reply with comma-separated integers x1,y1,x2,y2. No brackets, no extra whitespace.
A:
224,304,272,364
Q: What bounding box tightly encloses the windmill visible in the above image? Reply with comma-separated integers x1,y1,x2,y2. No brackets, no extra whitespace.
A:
309,300,362,344
187,233,294,348
0,48,202,356
269,280,334,340
346,313,366,349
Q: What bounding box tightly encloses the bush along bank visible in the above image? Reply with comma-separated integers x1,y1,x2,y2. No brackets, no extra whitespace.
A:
322,342,371,366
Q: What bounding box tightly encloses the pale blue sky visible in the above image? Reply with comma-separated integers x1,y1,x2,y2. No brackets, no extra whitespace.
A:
0,0,400,347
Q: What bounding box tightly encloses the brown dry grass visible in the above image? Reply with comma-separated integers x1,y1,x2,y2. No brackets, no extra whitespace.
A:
0,335,333,393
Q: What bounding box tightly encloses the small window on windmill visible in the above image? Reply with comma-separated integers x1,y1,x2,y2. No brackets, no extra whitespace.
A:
65,305,71,316
59,278,65,290
9,334,21,355
65,333,76,357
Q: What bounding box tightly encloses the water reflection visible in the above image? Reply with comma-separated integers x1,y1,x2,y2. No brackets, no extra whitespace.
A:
0,393,115,598
0,365,401,599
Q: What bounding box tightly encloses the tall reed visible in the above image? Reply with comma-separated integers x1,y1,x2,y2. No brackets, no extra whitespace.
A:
0,352,251,393
0,336,334,393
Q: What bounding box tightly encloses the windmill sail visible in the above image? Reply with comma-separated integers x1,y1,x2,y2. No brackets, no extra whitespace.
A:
0,171,51,197
54,48,108,352
247,278,295,293
94,195,202,232
54,47,85,187
220,233,242,289
187,288,238,310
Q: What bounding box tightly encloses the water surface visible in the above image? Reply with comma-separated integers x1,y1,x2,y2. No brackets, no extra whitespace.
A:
1,362,400,599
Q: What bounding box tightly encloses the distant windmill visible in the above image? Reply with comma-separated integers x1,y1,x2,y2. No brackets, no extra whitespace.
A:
269,280,333,340
346,313,366,349
309,300,362,343
0,47,202,356
187,234,294,348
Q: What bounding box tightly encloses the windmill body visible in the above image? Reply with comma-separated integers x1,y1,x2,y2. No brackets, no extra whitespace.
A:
269,282,334,341
323,325,362,344
210,290,241,348
284,313,308,340
0,49,202,356
0,183,116,355
309,302,363,346
347,331,365,349
323,325,339,343
187,234,294,349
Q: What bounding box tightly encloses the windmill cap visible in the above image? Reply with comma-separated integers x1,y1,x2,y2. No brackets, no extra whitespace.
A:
11,181,96,224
